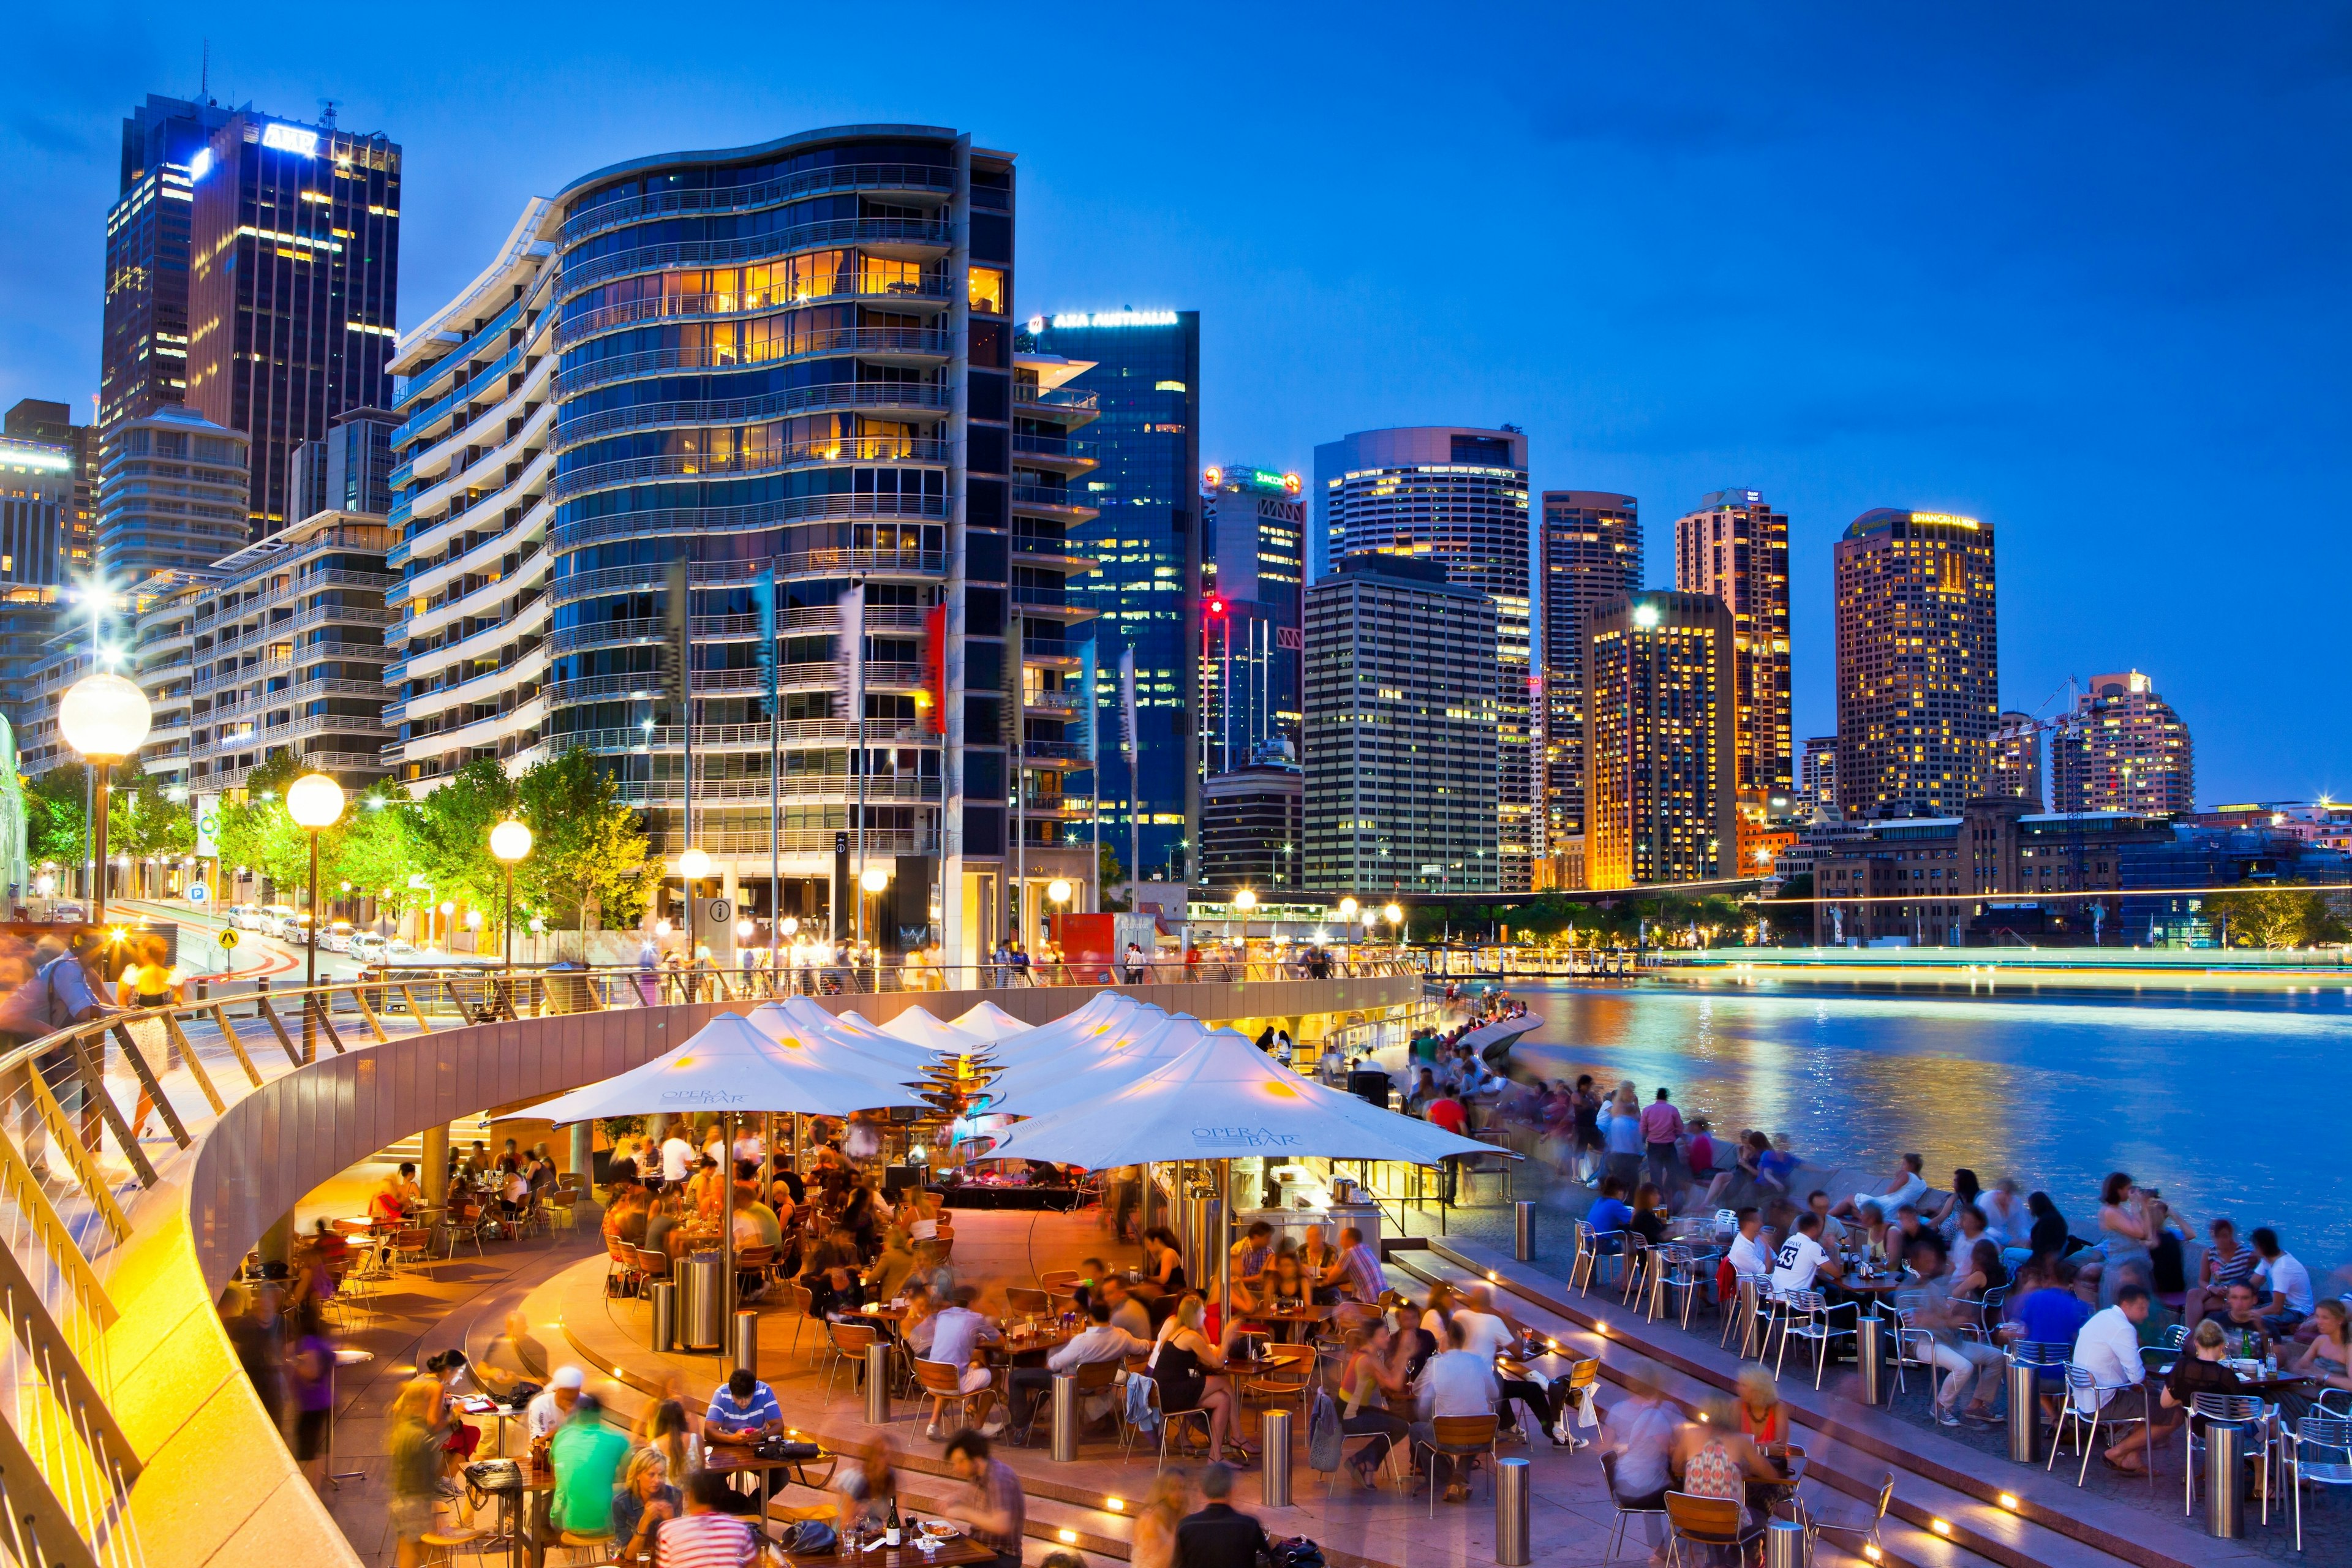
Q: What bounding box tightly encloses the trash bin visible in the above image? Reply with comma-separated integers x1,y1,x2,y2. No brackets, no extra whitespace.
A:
679,1254,724,1350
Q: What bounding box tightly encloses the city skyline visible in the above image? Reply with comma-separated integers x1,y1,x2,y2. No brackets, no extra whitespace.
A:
3,7,2347,804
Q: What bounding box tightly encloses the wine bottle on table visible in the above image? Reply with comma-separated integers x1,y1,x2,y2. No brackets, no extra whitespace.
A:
884,1495,902,1548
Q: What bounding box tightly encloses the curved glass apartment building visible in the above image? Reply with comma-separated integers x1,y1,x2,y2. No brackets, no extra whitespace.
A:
387,126,1097,963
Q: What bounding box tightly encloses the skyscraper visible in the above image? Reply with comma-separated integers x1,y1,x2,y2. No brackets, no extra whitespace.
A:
101,96,233,434
1833,508,1997,820
1991,710,2045,809
180,105,401,542
4,402,97,584
1674,488,1791,799
94,407,250,592
1585,590,1737,888
288,407,398,523
1017,310,1200,883
1314,426,1535,889
2051,671,2195,817
1800,735,1839,822
1303,554,1498,894
1201,465,1305,777
391,126,1089,966
1538,488,1640,884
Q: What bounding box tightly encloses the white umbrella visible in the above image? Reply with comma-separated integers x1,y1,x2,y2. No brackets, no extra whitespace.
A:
751,998,941,1073
982,1011,1210,1115
982,1027,1493,1169
968,992,1153,1070
880,1003,993,1057
948,1000,1036,1044
531,1009,933,1126
1461,1013,1541,1054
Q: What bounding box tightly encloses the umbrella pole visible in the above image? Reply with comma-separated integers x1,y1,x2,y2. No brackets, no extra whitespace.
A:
1219,1156,1233,1341
720,1110,737,1362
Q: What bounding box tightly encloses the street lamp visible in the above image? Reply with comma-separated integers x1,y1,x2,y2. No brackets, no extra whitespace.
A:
860,864,890,948
1338,895,1359,925
489,818,533,992
1383,901,1404,952
59,671,152,927
1232,886,1256,949
285,771,345,1060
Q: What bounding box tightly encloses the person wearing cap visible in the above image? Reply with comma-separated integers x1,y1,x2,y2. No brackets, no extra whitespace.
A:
529,1365,586,1443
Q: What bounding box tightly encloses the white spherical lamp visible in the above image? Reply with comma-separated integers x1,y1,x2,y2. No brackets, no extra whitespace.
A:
59,672,152,758
1383,902,1403,925
489,818,534,863
861,865,891,894
1232,888,1257,911
1048,878,1074,905
1338,895,1360,921
781,917,800,937
285,772,345,830
677,846,712,881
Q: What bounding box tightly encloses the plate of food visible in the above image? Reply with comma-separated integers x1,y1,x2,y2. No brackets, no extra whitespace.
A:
919,1521,959,1541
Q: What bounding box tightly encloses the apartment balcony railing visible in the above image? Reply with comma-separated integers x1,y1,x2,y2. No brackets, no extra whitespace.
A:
552,273,951,350
547,437,946,506
557,218,956,299
395,295,527,412
559,163,956,244
551,549,945,605
551,491,944,548
552,380,949,448
553,328,952,399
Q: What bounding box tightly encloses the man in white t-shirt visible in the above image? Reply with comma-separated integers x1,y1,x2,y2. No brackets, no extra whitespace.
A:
1448,1298,1518,1361
2250,1227,2316,1335
526,1364,584,1441
1726,1208,1773,1281
659,1129,693,1185
1770,1214,1832,1295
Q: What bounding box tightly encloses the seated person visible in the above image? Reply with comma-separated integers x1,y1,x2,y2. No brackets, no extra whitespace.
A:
1768,1214,1833,1296
1587,1178,1637,1250
1230,1222,1276,1284
909,1285,1004,1433
1831,1153,1926,1221
703,1368,783,1446
1627,1184,1669,1247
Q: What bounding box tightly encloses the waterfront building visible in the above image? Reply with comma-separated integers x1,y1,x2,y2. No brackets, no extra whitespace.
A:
389,126,1092,963
131,569,216,794
173,104,401,541
1314,426,1534,888
288,407,398,523
1585,589,1737,888
1673,488,1790,801
1302,553,1498,894
2122,821,2351,945
1991,709,2045,810
95,406,252,590
1833,508,1998,820
1200,756,1303,891
1016,309,1199,883
1201,465,1305,778
1800,734,1838,822
1538,488,1639,881
2049,669,2193,818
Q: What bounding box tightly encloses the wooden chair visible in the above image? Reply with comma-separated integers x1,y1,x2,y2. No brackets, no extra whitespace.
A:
735,1243,777,1297
389,1226,436,1273
631,1247,671,1297
550,1528,615,1566
1005,1286,1052,1317
603,1237,642,1297
1240,1343,1316,1435
418,1525,491,1566
821,1321,880,1407
1664,1492,1758,1567
914,1357,982,1435
1412,1414,1498,1514
1027,1358,1118,1447
1038,1270,1080,1294
772,1281,817,1360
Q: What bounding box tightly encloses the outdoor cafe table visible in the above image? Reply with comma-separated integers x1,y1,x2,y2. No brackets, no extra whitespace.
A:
1240,1303,1333,1343
783,1534,997,1567
706,1443,839,1522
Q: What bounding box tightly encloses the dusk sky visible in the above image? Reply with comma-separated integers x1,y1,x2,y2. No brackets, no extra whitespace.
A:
6,4,2346,804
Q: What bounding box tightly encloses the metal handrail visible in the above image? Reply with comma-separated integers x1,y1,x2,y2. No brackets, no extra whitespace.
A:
551,380,950,448
559,164,956,244
554,328,953,398
551,549,945,604
554,273,952,349
548,437,947,506
557,219,956,300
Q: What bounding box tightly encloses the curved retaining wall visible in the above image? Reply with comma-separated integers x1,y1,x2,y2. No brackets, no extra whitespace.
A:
107,976,1419,1566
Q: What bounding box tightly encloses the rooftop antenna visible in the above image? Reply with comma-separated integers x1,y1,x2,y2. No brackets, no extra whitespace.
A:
200,40,211,104
320,97,340,129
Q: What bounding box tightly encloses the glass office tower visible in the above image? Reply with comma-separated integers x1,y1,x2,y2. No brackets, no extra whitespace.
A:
1201,464,1305,777
1016,309,1200,883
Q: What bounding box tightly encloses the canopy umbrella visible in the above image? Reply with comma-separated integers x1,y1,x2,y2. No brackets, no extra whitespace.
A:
532,1009,933,1126
880,1003,994,1057
981,1011,1210,1116
968,992,1155,1071
752,998,941,1072
948,1000,1036,1044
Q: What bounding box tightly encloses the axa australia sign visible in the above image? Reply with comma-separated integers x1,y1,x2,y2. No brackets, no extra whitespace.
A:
1191,1125,1307,1152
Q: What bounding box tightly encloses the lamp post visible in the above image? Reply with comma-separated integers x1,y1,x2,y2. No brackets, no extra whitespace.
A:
59,672,152,929
1233,886,1257,957
285,772,345,1061
490,818,533,1000
860,864,890,953
1384,901,1404,956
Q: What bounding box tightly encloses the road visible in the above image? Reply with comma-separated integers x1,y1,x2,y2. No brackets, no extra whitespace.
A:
113,897,377,984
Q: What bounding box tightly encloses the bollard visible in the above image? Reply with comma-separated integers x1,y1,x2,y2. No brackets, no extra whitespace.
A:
865,1343,891,1425
1051,1373,1080,1463
1259,1409,1292,1507
1763,1515,1807,1568
1514,1200,1535,1262
2206,1420,2245,1539
1855,1314,1883,1406
2007,1361,2041,1464
649,1281,676,1353
1494,1455,1531,1566
679,1256,723,1349
731,1309,760,1377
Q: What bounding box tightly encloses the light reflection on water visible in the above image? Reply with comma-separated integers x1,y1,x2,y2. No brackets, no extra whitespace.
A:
1510,981,2352,1267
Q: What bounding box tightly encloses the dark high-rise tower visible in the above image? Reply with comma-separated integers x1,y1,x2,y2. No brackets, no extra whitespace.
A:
1202,464,1305,776
1539,489,1640,883
101,96,234,434
181,107,401,541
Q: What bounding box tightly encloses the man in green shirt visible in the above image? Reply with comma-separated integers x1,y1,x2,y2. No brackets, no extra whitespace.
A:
549,1392,633,1538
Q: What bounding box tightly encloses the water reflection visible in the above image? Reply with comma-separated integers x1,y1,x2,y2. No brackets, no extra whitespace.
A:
1512,981,2352,1266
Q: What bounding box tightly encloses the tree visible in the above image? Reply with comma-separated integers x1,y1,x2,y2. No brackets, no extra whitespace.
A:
214,752,311,894
333,788,424,917
409,756,514,916
25,763,88,870
1097,840,1127,910
2201,881,2339,950
110,761,195,860
511,747,655,929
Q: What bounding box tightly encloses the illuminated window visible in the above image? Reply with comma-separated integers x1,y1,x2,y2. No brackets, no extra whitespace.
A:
968,266,1006,315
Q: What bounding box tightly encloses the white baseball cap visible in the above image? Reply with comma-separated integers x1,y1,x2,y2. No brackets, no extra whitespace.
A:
551,1365,586,1390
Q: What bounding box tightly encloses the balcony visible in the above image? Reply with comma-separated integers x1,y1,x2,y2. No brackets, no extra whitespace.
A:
552,381,949,448
612,774,941,805
559,164,956,246
1011,431,1099,475
557,218,956,299
551,549,945,605
553,272,952,350
1009,483,1098,522
553,328,953,399
547,437,948,507
1013,383,1100,423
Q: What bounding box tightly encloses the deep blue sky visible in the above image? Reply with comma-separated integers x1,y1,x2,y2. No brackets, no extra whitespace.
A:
6,4,2346,804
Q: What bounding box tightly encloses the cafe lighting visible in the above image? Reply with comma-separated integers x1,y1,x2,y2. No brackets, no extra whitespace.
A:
735,918,754,939
1996,1493,2019,1511
1104,1498,1125,1512
1057,1530,1079,1545
861,865,891,893
1930,1520,1952,1537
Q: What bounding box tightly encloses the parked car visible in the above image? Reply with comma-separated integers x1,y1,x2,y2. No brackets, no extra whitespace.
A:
227,902,262,930
276,914,315,946
261,905,299,938
318,921,356,952
49,902,86,924
350,932,390,965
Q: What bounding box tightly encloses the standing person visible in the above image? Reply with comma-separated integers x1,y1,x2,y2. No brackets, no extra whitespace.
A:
218,1283,284,1433
120,932,182,1140
1638,1087,1684,1196
386,1376,450,1568
550,1392,633,1544
658,1123,694,1190
1130,1468,1190,1568
1570,1074,1605,1183
940,1430,1025,1568
1602,1083,1645,1189
0,935,111,1163
653,1471,760,1567
1174,1461,1266,1568
284,1295,336,1493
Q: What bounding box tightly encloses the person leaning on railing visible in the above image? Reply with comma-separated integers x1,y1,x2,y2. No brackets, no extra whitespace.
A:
0,932,113,1164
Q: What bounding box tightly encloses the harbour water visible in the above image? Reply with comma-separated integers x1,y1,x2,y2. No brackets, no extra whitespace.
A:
1506,979,2352,1275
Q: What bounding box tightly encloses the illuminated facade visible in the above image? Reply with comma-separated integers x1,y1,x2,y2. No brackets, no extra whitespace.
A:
1800,734,1838,821
1201,465,1305,778
2050,671,2194,818
1833,508,1998,820
1201,761,1303,891
1991,710,2045,809
1314,426,1534,889
1538,488,1640,876
4,402,97,586
1302,553,1498,894
183,108,401,540
94,407,251,586
1585,590,1736,888
390,126,1090,962
1015,311,1200,882
101,96,233,434
1673,488,1790,799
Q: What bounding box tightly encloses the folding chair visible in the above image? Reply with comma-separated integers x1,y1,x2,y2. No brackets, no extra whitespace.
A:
821,1321,880,1407
2283,1413,2352,1551
1413,1414,1499,1515
1600,1452,1669,1561
1806,1471,1894,1563
2182,1391,2270,1519
914,1357,984,1436
1664,1491,1759,1567
1005,1286,1052,1317
2050,1363,2153,1489
1774,1290,1856,1388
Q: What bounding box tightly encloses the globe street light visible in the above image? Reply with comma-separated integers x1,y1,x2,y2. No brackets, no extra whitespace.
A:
285,772,345,1060
1232,886,1257,949
1383,902,1404,952
1338,895,1360,924
859,864,890,950
59,671,151,928
490,818,533,995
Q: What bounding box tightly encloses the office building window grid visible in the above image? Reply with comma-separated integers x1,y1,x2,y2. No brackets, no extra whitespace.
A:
1673,489,1790,799
1539,489,1640,864
1585,591,1736,889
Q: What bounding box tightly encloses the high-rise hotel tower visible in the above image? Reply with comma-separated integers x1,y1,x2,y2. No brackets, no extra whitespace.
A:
385,125,1095,963
1674,488,1790,801
1833,508,1998,820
